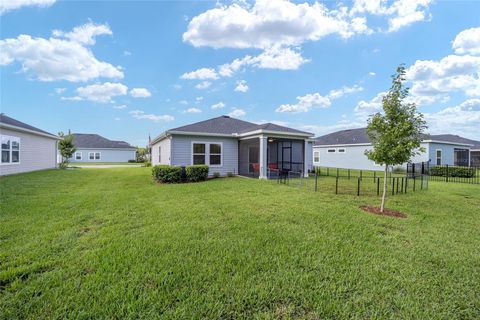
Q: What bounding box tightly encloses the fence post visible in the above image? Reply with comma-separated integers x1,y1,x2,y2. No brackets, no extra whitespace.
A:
360,170,363,181
401,178,404,194
392,178,395,195
446,164,449,183
357,177,360,196
348,169,350,180
421,175,423,189
377,177,380,196
335,176,338,194
314,170,318,192
404,178,408,193
413,176,416,191
336,168,339,177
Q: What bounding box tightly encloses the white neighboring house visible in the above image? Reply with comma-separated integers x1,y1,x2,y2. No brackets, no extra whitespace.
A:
150,115,314,178
0,113,60,176
313,128,477,171
69,134,137,163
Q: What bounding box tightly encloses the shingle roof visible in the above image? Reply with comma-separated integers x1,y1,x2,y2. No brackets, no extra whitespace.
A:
0,113,57,137
314,127,480,147
73,134,136,149
167,115,312,136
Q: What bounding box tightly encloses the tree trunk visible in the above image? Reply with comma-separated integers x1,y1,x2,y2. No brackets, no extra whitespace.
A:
381,165,388,212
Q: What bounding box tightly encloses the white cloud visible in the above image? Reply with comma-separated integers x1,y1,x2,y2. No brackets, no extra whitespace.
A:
426,99,480,138
211,102,225,110
301,119,366,137
52,22,112,45
0,0,55,15
196,96,204,102
113,104,127,109
234,80,249,92
114,117,121,121
248,46,309,70
130,110,174,122
276,93,331,113
369,71,376,76
60,96,83,101
195,81,212,90
228,108,246,118
123,50,132,56
54,87,66,94
179,100,188,105
130,88,152,98
452,27,480,56
327,84,363,99
0,23,123,82
183,1,371,50
354,91,386,118
180,67,218,80
183,107,202,114
74,82,128,103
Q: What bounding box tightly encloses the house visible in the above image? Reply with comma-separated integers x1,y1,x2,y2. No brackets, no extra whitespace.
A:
312,128,479,170
150,115,314,178
69,134,136,163
1,114,59,176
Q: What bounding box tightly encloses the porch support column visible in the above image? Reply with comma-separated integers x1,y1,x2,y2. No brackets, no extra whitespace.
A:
303,139,309,177
259,135,268,179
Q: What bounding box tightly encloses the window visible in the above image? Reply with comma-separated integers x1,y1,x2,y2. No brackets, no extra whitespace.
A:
158,146,161,163
193,143,206,165
436,149,442,165
95,152,100,160
192,142,222,166
75,152,82,160
327,149,336,153
89,152,101,160
338,148,346,153
1,135,20,164
209,143,222,166
313,151,320,162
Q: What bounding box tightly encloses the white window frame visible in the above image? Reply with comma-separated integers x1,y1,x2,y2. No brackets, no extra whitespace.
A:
313,151,320,162
88,152,101,160
191,141,223,167
436,149,442,165
158,146,161,163
1,134,20,165
327,149,336,153
75,152,82,160
95,152,101,160
89,152,95,160
337,148,346,153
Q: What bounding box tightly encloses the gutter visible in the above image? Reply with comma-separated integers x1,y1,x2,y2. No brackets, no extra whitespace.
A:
0,123,60,140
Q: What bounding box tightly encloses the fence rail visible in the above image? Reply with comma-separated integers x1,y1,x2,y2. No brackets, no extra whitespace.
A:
426,164,480,184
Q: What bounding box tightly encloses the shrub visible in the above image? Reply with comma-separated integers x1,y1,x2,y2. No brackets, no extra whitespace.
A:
186,165,209,182
128,159,137,163
213,172,220,178
152,165,183,183
227,172,234,177
429,166,475,178
144,161,152,167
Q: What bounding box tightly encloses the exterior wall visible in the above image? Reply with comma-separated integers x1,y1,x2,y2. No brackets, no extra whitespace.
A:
0,127,57,176
151,137,171,166
171,135,238,176
306,141,313,172
312,143,430,171
427,143,468,166
70,149,136,162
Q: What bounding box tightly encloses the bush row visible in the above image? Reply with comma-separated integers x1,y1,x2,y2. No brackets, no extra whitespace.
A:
152,165,209,183
429,166,476,178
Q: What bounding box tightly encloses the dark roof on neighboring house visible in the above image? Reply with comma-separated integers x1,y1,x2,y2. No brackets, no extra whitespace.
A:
157,115,312,142
73,134,136,149
314,128,480,147
0,113,58,138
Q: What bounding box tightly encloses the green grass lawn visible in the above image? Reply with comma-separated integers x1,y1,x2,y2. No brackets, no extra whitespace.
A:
69,162,141,166
1,168,479,319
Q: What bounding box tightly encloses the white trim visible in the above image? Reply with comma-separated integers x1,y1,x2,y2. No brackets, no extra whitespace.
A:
313,151,320,163
0,123,59,140
1,134,21,165
435,149,442,165
316,140,474,148
88,152,101,160
75,152,82,160
191,141,223,167
423,140,473,147
238,129,313,138
75,147,136,150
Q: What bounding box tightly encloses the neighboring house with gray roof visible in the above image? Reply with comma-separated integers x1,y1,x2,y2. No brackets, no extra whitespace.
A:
150,115,314,178
69,133,136,163
1,114,59,176
313,128,479,170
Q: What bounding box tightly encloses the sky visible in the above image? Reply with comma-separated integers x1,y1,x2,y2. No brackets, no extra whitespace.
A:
1,0,479,147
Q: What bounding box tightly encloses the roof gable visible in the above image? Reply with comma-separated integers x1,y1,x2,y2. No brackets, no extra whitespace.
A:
0,113,57,138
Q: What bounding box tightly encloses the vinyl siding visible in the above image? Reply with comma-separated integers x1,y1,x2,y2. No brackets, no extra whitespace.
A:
0,127,57,176
312,143,430,171
69,149,136,162
171,135,238,176
428,143,469,166
151,137,171,166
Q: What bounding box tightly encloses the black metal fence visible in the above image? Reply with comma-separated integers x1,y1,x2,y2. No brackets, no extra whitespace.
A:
426,164,480,184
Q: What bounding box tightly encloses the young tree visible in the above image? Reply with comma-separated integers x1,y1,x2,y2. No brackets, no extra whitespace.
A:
58,131,76,169
365,65,427,212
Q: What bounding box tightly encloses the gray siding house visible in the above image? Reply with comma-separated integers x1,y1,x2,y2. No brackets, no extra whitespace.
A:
69,134,136,163
150,116,314,178
313,128,478,170
1,114,59,176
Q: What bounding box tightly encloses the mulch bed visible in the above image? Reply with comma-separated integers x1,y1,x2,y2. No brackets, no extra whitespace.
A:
360,205,407,218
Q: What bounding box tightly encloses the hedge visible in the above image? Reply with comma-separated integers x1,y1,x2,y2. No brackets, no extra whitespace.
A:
152,165,183,183
429,165,476,178
186,165,209,182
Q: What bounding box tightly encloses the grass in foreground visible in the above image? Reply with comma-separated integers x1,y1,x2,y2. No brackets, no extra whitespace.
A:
1,168,479,319
69,162,141,166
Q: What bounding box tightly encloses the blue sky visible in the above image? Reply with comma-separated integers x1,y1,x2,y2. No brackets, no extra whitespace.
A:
1,0,479,146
